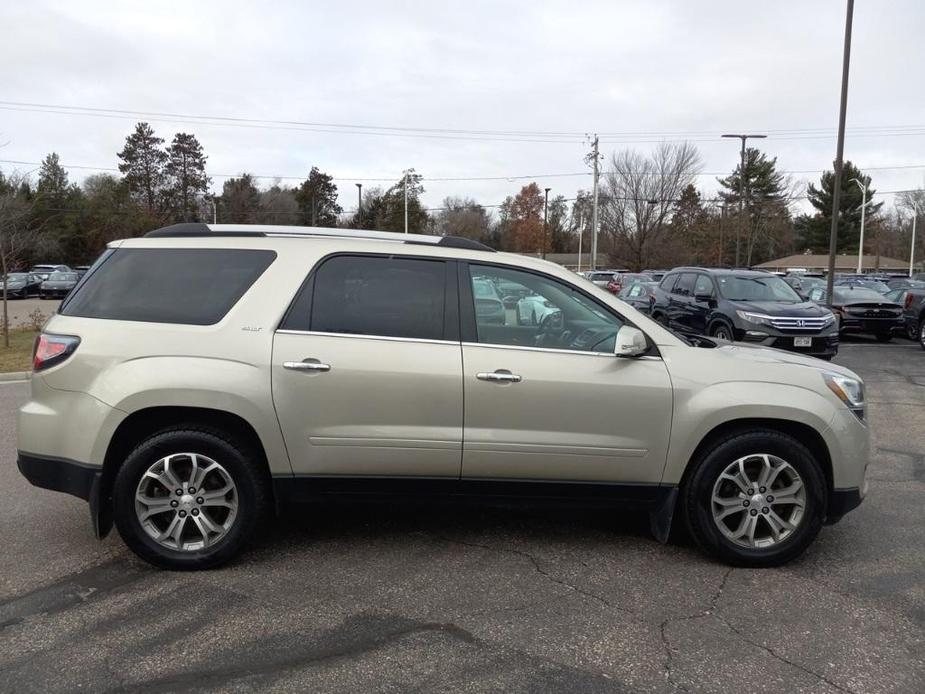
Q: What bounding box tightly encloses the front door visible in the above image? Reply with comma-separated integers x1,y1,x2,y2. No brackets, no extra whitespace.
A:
460,263,673,484
272,254,463,477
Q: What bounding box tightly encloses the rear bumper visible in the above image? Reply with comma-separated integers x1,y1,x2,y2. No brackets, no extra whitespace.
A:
840,317,904,333
17,452,105,537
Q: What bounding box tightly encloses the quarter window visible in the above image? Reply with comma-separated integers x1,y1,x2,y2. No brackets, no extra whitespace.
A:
287,255,448,340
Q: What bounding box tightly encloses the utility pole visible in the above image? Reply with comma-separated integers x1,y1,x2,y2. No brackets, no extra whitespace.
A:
543,187,551,259
311,193,316,226
722,133,767,267
850,177,866,273
355,183,363,220
718,204,726,266
577,210,585,273
826,0,854,303
403,170,410,234
209,198,217,224
910,201,919,278
587,134,601,271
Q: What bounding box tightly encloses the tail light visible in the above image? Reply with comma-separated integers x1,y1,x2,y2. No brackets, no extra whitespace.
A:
32,334,80,372
905,293,914,309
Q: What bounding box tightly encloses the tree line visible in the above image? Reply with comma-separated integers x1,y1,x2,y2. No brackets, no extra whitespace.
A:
1,121,923,275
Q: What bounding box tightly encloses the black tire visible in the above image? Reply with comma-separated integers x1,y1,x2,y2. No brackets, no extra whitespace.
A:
710,322,733,341
919,317,925,351
681,429,826,567
113,426,271,570
875,332,893,343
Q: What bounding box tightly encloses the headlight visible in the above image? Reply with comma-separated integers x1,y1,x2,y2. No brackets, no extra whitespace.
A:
820,313,836,326
735,310,772,327
823,372,865,421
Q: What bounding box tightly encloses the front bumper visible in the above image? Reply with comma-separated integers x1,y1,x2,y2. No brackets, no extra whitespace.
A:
735,327,839,357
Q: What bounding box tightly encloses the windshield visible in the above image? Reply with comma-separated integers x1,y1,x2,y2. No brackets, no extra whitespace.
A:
716,275,802,302
4,273,27,281
472,279,498,299
834,287,887,303
49,272,78,281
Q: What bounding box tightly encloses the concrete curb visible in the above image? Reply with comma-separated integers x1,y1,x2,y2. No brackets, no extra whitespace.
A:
0,371,31,382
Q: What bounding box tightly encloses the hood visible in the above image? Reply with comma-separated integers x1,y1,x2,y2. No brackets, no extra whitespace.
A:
711,341,859,379
731,300,829,317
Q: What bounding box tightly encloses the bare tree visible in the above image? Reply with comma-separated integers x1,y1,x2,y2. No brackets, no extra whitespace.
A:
600,142,701,270
0,172,38,346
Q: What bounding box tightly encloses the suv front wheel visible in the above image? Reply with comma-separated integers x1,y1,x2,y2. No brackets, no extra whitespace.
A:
113,427,270,570
681,430,826,567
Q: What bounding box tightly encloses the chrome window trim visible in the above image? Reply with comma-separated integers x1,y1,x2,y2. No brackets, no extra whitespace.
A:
275,329,458,346
462,341,662,360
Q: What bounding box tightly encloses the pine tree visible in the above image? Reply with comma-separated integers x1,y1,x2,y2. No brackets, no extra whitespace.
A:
375,170,429,234
117,122,168,214
166,133,210,222
218,174,261,223
295,167,341,227
804,161,882,253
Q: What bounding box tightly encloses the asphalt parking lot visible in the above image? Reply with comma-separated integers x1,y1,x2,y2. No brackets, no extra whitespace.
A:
1,338,923,693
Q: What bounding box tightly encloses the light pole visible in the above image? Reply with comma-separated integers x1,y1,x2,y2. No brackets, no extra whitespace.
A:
850,177,867,273
722,133,767,267
403,170,410,234
910,201,919,278
577,210,585,273
355,183,362,220
543,187,551,259
209,198,217,224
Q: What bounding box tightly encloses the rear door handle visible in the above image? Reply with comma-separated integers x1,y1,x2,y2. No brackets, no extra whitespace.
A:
476,369,522,383
283,358,331,372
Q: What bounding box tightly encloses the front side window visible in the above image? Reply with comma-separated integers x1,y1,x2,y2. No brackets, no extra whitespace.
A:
468,264,622,353
289,255,448,340
694,275,715,298
673,273,696,297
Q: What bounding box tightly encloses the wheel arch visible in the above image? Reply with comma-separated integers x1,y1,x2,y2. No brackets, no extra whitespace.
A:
95,406,274,539
707,315,735,337
678,418,834,502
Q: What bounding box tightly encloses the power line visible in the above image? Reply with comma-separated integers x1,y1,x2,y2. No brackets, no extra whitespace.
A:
4,158,925,184
6,100,925,145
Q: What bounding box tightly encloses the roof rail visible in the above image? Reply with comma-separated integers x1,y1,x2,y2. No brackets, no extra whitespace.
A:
144,223,496,252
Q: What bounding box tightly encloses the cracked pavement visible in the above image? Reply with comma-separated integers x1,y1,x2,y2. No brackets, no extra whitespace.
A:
1,337,923,693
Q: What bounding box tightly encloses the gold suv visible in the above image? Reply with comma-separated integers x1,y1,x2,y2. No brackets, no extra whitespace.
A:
17,224,868,569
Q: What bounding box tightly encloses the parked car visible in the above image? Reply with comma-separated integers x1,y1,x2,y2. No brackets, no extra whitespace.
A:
899,287,925,348
886,278,925,291
0,272,44,298
585,270,620,290
806,285,904,342
17,223,868,570
516,294,560,325
75,265,91,278
782,274,826,300
606,272,652,295
471,277,505,324
494,278,532,309
642,269,668,282
39,270,80,299
617,280,659,314
651,268,838,359
30,264,71,281
834,278,891,295
912,273,925,282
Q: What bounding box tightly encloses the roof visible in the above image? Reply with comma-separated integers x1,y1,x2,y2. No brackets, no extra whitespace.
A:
145,223,495,252
754,253,909,270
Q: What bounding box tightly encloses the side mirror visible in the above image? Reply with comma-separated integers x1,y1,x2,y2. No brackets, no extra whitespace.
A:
615,326,648,357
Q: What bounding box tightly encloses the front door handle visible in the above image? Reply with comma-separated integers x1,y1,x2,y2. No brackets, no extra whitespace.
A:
283,358,331,372
477,369,522,383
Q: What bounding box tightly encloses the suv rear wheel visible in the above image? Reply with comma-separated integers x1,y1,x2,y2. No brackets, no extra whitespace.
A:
113,427,270,570
681,430,826,567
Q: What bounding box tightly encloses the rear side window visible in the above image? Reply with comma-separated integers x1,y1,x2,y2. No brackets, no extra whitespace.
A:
660,274,678,292
673,273,696,296
284,255,448,340
60,248,276,325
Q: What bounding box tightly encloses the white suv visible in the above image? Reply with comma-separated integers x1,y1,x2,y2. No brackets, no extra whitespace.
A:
17,224,869,569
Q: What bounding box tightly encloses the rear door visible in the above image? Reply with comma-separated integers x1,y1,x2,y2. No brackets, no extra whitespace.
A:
668,273,696,331
689,274,716,335
272,254,464,477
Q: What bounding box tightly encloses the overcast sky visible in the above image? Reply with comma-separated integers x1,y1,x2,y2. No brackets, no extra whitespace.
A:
1,0,923,217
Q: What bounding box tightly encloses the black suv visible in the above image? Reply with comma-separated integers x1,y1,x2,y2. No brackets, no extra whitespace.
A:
651,268,839,359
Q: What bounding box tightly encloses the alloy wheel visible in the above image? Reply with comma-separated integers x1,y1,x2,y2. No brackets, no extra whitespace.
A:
135,453,238,551
711,453,806,549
